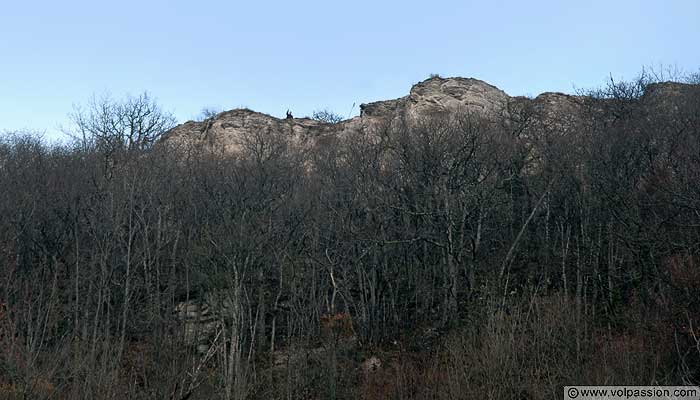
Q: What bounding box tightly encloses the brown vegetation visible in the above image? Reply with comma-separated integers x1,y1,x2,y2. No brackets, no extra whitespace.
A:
0,71,699,399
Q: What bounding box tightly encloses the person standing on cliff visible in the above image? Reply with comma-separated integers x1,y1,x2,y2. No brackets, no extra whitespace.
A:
286,109,293,119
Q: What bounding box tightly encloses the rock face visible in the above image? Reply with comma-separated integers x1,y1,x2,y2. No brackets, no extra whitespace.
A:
174,291,240,353
174,299,219,353
641,82,699,111
164,108,337,155
406,77,509,116
161,76,528,153
161,76,696,154
358,77,508,118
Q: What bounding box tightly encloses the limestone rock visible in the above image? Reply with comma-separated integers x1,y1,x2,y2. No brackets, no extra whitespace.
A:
406,76,509,116
161,76,698,156
164,108,336,155
161,76,514,153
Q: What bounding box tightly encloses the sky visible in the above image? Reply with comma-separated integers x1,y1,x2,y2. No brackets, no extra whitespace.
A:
1,0,699,140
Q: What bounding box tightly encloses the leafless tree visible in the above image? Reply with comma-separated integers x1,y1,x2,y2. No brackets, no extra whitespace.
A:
195,106,224,121
312,109,344,124
66,92,176,154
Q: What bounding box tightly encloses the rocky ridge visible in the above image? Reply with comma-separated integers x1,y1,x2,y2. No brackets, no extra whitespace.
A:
162,76,696,153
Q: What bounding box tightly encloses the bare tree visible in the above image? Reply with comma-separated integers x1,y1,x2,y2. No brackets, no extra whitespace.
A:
312,109,344,124
67,92,176,154
195,106,224,121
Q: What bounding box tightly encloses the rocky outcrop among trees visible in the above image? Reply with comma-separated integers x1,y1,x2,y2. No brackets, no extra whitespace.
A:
162,75,697,171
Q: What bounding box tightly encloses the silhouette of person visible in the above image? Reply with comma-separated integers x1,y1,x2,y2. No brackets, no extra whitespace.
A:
286,109,293,119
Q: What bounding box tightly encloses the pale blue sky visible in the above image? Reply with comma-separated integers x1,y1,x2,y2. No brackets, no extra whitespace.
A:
1,0,698,139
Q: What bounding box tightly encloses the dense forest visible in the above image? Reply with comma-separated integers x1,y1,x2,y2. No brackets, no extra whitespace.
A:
1,72,700,400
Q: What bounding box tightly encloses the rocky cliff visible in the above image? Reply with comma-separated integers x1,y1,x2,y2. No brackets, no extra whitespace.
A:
162,76,696,153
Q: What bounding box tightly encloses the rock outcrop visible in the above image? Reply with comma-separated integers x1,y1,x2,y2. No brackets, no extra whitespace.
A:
161,76,531,153
358,77,509,118
164,108,337,155
161,76,697,156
